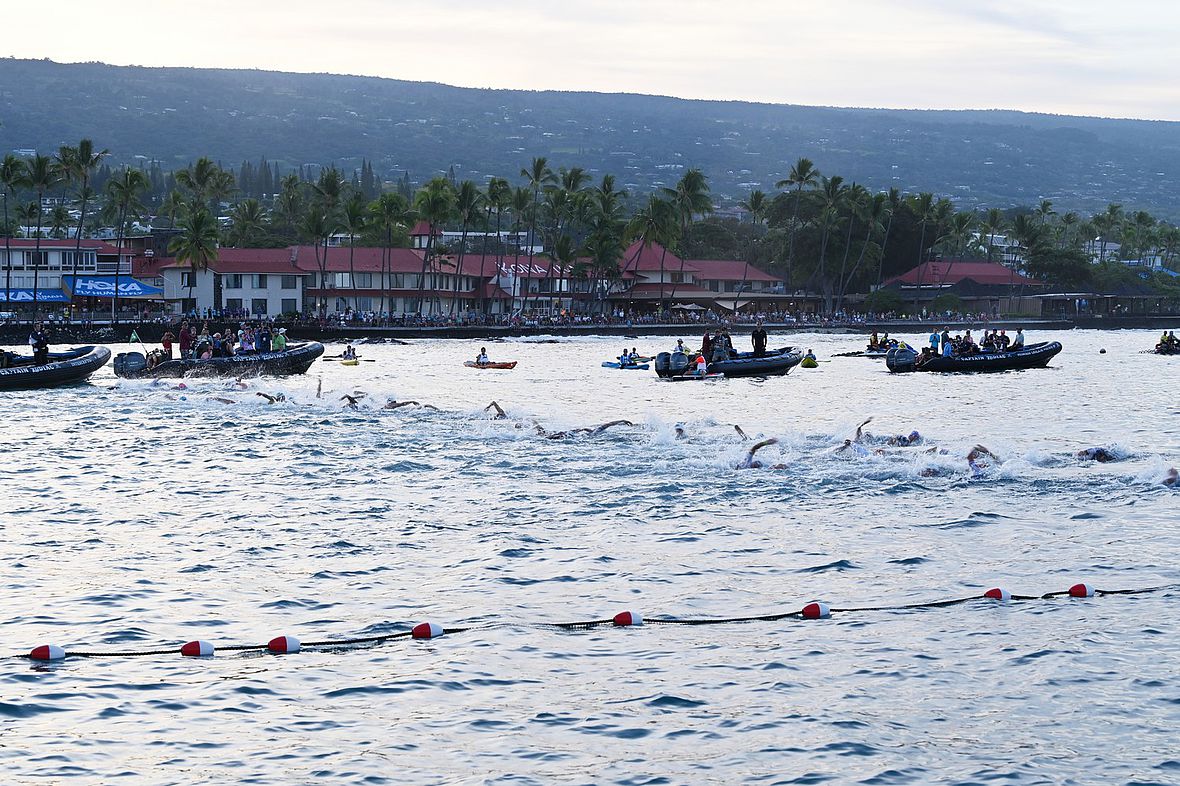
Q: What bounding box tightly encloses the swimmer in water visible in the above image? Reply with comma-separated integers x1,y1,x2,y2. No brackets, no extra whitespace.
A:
485,401,508,419
674,424,688,440
967,444,1000,475
737,437,786,469
256,392,286,404
384,399,440,411
211,397,237,405
1077,447,1118,462
887,430,922,447
340,393,365,408
535,419,636,439
733,425,749,441
1164,468,1178,487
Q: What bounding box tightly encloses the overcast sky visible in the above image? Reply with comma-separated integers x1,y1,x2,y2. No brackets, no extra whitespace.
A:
7,0,1180,120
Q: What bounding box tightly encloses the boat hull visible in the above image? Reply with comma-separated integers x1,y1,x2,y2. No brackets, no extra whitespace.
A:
655,347,800,378
886,342,1062,373
464,361,517,370
602,361,650,370
0,346,111,391
113,342,325,378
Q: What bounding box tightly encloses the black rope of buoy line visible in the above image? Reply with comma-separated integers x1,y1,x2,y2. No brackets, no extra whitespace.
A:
20,582,1177,662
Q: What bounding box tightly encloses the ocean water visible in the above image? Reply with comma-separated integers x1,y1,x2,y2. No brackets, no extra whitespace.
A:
1,328,1177,785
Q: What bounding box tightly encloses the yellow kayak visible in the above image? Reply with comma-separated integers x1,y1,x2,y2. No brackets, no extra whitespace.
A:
801,358,818,368
340,359,359,366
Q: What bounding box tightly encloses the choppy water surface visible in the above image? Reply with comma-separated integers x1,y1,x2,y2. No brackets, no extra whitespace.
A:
2,328,1178,785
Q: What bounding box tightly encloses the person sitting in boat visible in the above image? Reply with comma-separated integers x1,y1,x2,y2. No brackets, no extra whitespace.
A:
343,344,358,360
941,339,955,358
674,338,687,354
271,328,288,352
618,347,633,366
804,348,816,362
631,347,641,361
694,353,707,375
476,347,490,364
28,323,49,365
996,330,1011,350
1010,328,1025,350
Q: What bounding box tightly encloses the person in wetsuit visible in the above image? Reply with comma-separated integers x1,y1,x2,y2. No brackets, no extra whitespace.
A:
751,321,768,357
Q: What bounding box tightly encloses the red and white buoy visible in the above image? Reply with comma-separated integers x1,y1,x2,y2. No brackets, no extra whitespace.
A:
1069,583,1096,598
411,622,444,639
180,640,214,657
29,644,65,661
267,635,301,654
612,611,643,627
984,588,1011,601
801,602,830,619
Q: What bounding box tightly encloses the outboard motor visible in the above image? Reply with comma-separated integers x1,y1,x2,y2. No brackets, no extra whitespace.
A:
884,346,918,373
113,351,147,376
654,351,672,378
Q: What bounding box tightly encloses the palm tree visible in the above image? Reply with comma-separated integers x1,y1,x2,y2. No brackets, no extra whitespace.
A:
299,208,333,317
837,191,888,311
508,185,531,311
909,192,936,315
811,175,846,314
981,208,1007,263
105,167,148,323
341,193,367,312
49,205,71,238
449,180,484,315
413,177,456,317
1035,199,1056,227
368,192,412,316
662,169,712,308
520,157,556,313
0,155,25,304
874,188,902,289
169,205,220,311
775,157,820,291
937,210,979,287
481,177,511,315
834,183,868,312
227,199,267,246
624,194,677,312
24,155,59,313
739,189,768,226
60,140,108,308
161,189,186,230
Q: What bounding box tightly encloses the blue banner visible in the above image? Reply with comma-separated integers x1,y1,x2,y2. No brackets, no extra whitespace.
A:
62,276,164,298
0,289,71,303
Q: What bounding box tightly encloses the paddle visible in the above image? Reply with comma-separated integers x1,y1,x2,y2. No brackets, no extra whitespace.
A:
325,358,375,362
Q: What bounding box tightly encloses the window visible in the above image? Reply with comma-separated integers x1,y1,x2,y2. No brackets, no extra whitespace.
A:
281,275,298,290
24,251,48,269
181,272,195,287
354,272,372,288
332,273,350,289
225,298,243,310
281,298,298,314
60,251,96,271
252,274,267,288
225,274,243,289
251,298,268,315
356,297,372,311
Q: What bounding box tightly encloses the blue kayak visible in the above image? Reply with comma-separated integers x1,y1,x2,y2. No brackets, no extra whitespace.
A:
602,361,650,370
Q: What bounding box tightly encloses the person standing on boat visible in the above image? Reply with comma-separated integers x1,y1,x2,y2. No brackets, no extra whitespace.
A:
28,323,49,365
271,328,288,352
256,324,271,354
929,328,940,351
1010,328,1025,350
751,321,768,357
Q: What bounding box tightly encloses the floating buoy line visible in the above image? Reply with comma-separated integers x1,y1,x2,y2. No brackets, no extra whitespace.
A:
21,582,1175,662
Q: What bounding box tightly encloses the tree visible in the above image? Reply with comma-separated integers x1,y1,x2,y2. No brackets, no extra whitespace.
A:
413,177,455,317
909,192,936,315
864,288,904,315
105,167,148,322
980,208,1007,263
662,169,712,307
0,155,25,304
481,177,511,315
24,155,59,313
624,194,677,312
930,292,963,314
368,192,412,316
1025,246,1092,290
739,189,768,226
341,193,367,310
449,180,484,315
519,157,555,313
60,140,108,305
169,205,220,310
775,157,820,290
227,199,268,247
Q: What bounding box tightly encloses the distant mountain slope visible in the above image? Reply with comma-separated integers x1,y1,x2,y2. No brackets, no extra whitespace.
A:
2,58,1178,216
